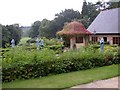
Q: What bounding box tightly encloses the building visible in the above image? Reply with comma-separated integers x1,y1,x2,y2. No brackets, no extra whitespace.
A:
87,8,120,46
57,21,91,49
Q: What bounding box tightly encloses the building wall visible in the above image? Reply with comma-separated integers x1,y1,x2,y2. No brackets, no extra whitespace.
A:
76,43,85,48
70,35,90,49
90,34,120,45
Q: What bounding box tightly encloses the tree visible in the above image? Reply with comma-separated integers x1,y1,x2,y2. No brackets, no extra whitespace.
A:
1,25,10,47
1,24,22,48
81,0,88,17
80,1,100,28
95,0,111,11
108,0,120,9
0,24,2,47
29,21,41,38
48,9,81,38
6,25,22,45
39,19,51,38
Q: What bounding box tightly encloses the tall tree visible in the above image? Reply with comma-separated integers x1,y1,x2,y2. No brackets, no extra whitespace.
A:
29,21,41,38
39,19,51,38
81,1,100,28
6,25,22,45
1,25,10,47
0,24,2,47
108,0,120,9
81,0,88,17
95,0,110,11
49,9,81,38
1,24,22,47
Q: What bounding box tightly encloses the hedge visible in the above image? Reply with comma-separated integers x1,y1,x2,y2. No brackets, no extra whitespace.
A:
2,47,120,82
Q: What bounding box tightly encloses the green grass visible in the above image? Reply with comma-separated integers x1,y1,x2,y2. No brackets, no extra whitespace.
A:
19,37,31,45
2,64,119,89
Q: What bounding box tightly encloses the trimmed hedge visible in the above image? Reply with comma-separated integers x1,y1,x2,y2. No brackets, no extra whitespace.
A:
2,47,119,82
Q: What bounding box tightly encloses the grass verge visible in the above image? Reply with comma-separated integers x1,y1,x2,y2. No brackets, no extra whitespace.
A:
2,64,119,89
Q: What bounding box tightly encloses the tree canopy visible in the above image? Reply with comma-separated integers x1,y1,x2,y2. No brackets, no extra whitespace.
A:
80,1,100,28
39,19,51,38
1,24,22,48
28,9,81,38
26,0,120,39
108,0,120,9
29,21,41,38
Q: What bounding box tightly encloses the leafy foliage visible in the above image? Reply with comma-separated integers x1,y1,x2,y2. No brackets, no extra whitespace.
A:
29,21,41,38
39,19,51,38
2,46,119,82
1,24,22,48
49,9,80,38
28,1,120,38
80,1,100,28
108,0,120,9
28,9,81,38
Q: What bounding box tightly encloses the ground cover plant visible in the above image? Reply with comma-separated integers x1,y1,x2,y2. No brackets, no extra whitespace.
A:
2,45,119,82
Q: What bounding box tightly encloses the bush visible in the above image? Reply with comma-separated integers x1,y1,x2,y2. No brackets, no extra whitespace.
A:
113,48,120,64
47,45,64,54
43,38,61,46
26,38,36,43
2,46,119,82
2,47,57,82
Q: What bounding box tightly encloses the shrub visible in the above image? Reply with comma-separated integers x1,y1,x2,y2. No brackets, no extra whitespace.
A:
2,46,119,82
2,47,57,82
47,45,64,54
43,38,61,46
113,48,120,64
26,38,36,43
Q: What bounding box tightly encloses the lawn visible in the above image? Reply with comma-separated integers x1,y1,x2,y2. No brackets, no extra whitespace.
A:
2,64,119,89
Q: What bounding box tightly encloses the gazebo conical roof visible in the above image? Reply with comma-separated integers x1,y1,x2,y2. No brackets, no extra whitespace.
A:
57,21,92,35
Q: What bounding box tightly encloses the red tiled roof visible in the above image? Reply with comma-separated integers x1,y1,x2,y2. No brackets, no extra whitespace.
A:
57,21,92,35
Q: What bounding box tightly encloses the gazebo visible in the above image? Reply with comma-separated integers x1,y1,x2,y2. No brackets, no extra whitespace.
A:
57,21,92,49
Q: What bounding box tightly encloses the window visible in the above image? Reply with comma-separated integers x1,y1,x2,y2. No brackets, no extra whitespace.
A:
103,37,107,42
92,37,98,42
76,36,83,43
113,37,120,45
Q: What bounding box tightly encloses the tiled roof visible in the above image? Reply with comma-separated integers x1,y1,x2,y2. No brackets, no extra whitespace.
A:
87,8,120,34
57,21,92,35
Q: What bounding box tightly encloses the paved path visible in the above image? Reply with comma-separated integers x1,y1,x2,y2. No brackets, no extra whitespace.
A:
68,77,119,89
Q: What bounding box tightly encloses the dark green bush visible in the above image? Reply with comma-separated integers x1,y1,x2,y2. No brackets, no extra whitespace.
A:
43,38,61,46
2,46,119,82
48,45,63,50
26,39,36,43
47,45,64,54
113,48,120,64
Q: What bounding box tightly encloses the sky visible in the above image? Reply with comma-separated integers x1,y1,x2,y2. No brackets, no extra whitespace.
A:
0,0,109,26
